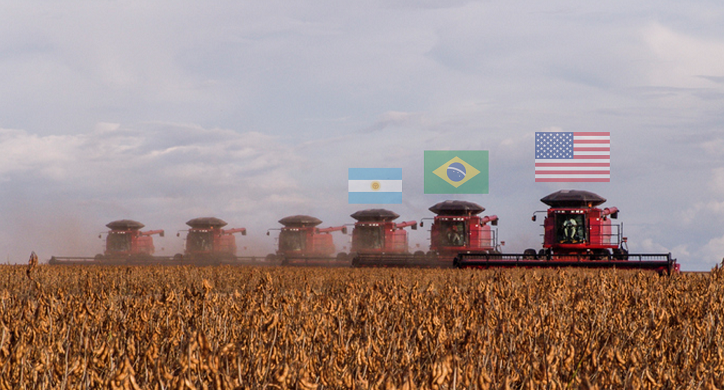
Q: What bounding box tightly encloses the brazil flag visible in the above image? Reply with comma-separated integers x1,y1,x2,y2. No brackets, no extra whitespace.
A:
424,151,489,194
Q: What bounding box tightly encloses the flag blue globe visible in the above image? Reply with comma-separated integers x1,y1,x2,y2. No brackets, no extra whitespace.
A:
447,162,466,182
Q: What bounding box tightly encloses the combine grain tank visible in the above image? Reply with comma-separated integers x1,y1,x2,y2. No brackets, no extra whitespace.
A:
267,215,348,266
49,219,165,265
454,190,679,274
352,200,499,267
348,209,418,267
175,217,247,265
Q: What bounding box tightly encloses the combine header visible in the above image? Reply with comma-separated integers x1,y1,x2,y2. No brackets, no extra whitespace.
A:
352,200,499,267
49,219,165,265
266,215,348,266
348,209,418,267
454,190,679,274
174,217,248,265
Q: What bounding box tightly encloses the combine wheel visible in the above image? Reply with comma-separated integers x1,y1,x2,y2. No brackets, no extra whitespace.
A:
265,253,277,263
173,253,183,262
523,249,537,260
593,249,611,260
426,251,438,261
538,248,551,260
336,252,348,262
94,254,105,262
612,248,629,260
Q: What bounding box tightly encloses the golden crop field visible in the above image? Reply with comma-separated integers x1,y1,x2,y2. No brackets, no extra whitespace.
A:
1,263,722,389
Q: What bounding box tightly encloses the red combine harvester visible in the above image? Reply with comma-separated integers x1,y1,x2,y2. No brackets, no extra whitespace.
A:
352,200,500,267
348,209,418,267
174,217,248,265
453,190,679,274
266,215,348,266
49,219,165,265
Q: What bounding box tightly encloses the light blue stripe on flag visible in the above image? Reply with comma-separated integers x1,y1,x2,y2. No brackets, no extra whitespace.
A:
349,192,403,204
348,168,402,180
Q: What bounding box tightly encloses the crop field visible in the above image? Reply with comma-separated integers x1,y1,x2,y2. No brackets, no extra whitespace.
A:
1,264,722,389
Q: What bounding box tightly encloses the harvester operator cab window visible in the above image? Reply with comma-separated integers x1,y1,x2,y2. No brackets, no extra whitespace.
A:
187,231,213,252
358,226,383,249
440,220,465,247
556,214,586,244
107,233,131,252
279,230,305,251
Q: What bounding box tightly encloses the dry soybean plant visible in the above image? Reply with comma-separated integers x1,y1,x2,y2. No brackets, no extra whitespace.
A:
0,262,722,389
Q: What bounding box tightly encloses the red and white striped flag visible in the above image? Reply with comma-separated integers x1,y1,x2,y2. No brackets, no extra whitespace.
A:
535,132,610,182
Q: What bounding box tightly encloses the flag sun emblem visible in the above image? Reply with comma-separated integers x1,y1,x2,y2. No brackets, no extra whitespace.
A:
370,181,381,191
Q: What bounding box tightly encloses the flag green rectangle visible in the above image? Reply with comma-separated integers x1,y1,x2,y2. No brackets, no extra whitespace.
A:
424,151,489,194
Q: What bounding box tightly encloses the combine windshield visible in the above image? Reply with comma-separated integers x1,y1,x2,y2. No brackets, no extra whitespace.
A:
437,220,466,247
107,232,131,253
279,230,305,251
356,225,384,249
556,213,587,244
187,231,214,252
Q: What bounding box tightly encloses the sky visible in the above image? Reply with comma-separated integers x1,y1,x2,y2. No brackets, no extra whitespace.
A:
1,1,723,271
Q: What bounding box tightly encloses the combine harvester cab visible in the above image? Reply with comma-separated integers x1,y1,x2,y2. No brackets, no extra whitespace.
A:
49,219,165,265
175,217,247,265
349,209,418,267
454,189,679,274
267,215,348,266
423,200,499,267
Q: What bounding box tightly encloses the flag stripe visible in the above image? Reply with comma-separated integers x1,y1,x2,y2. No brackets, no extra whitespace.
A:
535,178,611,182
573,140,610,145
348,168,402,180
535,166,610,171
348,180,402,192
535,163,610,167
573,131,611,137
536,159,610,164
536,173,610,177
573,147,610,152
536,170,610,175
349,192,403,204
574,154,609,159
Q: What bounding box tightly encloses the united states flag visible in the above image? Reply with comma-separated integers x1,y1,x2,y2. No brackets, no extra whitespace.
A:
535,132,610,182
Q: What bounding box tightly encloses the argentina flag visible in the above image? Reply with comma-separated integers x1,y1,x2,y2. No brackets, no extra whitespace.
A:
348,168,402,204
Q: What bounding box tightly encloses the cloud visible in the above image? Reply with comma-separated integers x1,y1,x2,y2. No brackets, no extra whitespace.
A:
701,138,724,157
678,168,724,225
642,22,724,89
359,111,424,133
699,235,724,269
0,122,308,261
710,167,724,195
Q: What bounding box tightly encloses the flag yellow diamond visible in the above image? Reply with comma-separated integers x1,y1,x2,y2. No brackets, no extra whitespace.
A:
432,157,480,188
